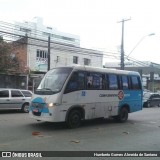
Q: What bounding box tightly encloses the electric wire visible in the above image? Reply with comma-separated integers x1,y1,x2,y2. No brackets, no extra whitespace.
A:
0,20,160,71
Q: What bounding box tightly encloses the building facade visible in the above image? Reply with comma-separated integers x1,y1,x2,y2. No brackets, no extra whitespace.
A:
14,17,80,47
27,38,103,72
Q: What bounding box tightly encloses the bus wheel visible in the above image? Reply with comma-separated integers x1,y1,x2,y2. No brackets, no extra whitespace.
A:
21,103,29,113
115,107,128,123
67,110,81,129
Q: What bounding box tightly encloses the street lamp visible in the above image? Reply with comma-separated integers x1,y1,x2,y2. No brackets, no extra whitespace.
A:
125,33,155,60
124,33,155,91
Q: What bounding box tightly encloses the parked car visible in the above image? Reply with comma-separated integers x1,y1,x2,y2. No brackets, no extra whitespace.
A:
0,88,32,112
143,89,151,95
143,92,160,107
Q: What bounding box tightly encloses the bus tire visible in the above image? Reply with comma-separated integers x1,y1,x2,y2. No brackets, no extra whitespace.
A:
66,110,81,129
114,107,128,123
21,103,29,113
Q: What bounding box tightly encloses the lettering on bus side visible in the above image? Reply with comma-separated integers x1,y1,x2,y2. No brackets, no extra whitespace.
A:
99,94,117,97
99,91,124,100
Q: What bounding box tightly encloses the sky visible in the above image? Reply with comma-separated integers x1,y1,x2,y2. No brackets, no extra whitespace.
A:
0,0,160,64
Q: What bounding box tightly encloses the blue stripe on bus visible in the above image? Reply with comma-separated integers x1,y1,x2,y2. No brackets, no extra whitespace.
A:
30,97,49,113
119,90,142,112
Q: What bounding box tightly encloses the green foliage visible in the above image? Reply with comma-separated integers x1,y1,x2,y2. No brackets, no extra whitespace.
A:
0,40,20,73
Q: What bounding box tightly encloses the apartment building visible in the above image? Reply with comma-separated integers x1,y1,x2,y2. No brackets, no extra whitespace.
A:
13,17,103,71
14,17,80,46
12,37,102,71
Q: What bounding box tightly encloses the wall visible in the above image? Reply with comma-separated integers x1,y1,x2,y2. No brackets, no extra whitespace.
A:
0,74,27,89
28,38,103,72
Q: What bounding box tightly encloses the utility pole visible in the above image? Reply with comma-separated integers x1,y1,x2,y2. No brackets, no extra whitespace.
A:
118,18,131,70
48,35,51,71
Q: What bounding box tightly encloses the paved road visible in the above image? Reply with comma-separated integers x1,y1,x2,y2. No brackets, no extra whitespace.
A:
0,107,160,160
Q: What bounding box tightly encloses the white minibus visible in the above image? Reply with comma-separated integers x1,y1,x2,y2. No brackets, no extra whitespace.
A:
29,65,143,128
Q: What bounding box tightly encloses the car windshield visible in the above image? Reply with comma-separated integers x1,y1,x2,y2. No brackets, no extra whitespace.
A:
36,67,73,95
21,91,32,97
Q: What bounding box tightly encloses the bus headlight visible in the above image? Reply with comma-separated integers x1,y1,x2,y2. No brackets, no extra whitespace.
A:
47,103,54,107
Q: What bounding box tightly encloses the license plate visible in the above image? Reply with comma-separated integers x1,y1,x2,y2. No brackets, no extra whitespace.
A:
33,109,39,112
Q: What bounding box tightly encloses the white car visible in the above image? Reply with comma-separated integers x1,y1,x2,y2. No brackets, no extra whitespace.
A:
0,88,32,112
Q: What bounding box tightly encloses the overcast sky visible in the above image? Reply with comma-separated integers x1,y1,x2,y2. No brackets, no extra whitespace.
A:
0,0,160,64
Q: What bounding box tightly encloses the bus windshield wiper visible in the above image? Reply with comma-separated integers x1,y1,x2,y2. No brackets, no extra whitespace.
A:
36,88,53,91
35,88,54,95
41,88,52,91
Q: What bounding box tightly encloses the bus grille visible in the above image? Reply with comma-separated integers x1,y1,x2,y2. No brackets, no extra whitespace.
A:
31,102,44,109
32,111,41,116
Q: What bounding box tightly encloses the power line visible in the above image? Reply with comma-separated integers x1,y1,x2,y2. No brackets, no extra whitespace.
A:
2,34,151,67
0,20,80,45
0,30,120,58
0,20,122,57
1,22,160,72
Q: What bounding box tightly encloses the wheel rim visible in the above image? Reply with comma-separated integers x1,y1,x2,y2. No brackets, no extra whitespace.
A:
24,104,29,112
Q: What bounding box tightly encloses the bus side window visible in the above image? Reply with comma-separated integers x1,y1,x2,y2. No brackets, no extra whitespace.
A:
105,74,109,90
87,72,105,90
108,74,118,90
87,73,93,89
121,75,129,90
64,72,85,93
78,72,85,90
130,76,141,90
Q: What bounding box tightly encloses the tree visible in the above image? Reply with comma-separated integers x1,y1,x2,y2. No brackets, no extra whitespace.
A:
0,36,21,74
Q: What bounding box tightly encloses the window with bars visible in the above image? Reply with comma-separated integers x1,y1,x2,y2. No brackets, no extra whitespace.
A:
36,49,48,58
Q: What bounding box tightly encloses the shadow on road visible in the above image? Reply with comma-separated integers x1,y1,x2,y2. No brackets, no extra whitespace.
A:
28,117,120,131
0,110,25,114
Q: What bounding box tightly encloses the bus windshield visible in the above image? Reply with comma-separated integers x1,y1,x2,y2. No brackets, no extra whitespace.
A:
35,67,73,95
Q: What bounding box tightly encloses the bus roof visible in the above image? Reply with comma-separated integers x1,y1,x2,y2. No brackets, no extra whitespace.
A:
52,65,140,76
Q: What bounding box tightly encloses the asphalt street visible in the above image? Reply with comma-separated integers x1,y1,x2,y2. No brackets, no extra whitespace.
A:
0,107,160,160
